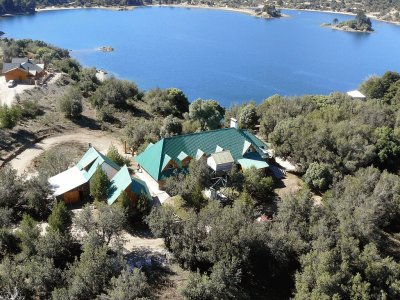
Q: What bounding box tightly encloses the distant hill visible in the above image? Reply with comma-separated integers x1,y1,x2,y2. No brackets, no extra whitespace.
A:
0,0,143,15
1,0,399,23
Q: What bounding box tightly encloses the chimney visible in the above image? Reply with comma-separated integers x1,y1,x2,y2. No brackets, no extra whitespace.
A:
230,118,238,129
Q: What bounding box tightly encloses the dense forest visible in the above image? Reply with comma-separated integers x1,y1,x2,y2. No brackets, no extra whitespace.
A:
0,38,400,299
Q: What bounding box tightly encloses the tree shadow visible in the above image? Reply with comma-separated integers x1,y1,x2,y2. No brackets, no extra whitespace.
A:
124,247,176,297
71,115,100,130
124,222,155,239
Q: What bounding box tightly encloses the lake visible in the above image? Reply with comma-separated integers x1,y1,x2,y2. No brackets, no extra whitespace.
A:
1,7,400,106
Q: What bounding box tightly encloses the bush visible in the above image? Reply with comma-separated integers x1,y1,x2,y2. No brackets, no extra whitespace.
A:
90,77,139,109
100,268,150,300
96,104,116,123
160,115,182,137
243,167,274,202
239,103,258,129
58,86,82,118
303,162,333,191
89,166,110,201
48,201,72,234
106,145,126,166
143,87,189,117
0,105,21,129
19,100,42,118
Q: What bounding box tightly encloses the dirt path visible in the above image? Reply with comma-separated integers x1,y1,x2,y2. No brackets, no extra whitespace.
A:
9,129,122,175
275,173,304,199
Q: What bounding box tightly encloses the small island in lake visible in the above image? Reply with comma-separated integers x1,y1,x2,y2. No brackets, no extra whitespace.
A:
98,46,114,52
255,5,282,19
322,11,374,33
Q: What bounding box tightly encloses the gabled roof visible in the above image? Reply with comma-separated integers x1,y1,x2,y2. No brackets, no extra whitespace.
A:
49,146,150,205
210,151,234,165
2,58,43,74
108,166,152,205
238,152,269,170
131,177,151,199
108,165,132,205
135,139,165,181
134,128,269,181
48,166,88,197
76,146,121,179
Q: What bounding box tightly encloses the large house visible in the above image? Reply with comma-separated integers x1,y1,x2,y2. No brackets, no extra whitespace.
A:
134,126,270,185
2,58,45,83
48,147,151,205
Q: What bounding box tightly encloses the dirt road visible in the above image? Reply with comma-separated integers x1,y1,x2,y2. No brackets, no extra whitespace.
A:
9,129,122,175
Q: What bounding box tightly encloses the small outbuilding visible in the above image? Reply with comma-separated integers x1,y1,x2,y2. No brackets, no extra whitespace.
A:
207,150,234,172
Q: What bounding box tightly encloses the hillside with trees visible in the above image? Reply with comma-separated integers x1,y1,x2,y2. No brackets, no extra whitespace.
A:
1,0,399,23
1,37,400,299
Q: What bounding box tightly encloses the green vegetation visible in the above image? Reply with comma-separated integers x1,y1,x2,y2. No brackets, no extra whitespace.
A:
255,4,282,18
90,166,110,201
1,34,400,299
333,11,374,32
57,86,83,118
106,145,127,166
0,0,143,15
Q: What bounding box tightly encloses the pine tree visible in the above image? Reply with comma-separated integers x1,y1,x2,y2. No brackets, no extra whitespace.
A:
90,166,110,201
48,201,72,234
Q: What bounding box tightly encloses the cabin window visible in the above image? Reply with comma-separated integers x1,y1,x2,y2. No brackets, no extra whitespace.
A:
182,158,191,167
165,163,175,170
246,147,255,153
84,160,96,171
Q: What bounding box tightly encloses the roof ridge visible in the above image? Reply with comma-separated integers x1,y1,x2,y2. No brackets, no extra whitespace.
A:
163,127,237,141
156,139,165,181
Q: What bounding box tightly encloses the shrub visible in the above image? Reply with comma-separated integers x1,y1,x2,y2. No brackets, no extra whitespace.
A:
0,105,21,129
106,145,126,166
89,166,110,201
58,87,82,118
303,162,332,191
239,103,258,129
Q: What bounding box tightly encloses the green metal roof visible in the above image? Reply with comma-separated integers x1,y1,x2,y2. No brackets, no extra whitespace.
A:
76,147,99,170
76,147,121,181
238,152,270,169
134,128,268,181
131,177,151,199
107,165,132,205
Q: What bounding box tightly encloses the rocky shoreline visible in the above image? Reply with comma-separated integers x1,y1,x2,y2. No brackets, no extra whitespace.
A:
321,23,374,33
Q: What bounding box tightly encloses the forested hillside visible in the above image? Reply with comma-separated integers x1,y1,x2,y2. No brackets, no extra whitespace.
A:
1,37,400,298
1,0,400,23
0,0,143,15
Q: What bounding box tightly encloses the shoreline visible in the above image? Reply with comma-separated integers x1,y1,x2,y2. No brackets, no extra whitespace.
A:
321,23,373,33
0,4,398,26
146,4,290,19
36,5,136,13
280,7,400,26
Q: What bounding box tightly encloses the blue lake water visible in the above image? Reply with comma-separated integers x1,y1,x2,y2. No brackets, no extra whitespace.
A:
1,7,400,106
